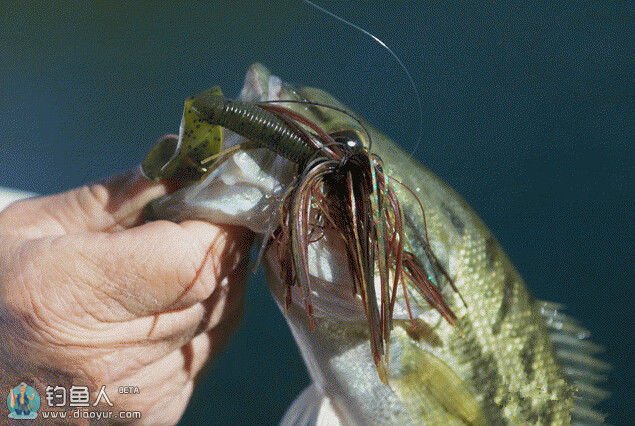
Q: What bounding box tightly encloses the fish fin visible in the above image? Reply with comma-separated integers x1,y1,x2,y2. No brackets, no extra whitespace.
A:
280,383,341,426
537,300,611,424
394,344,487,425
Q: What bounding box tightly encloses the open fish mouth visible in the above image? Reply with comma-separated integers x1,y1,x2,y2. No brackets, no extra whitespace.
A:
143,63,296,233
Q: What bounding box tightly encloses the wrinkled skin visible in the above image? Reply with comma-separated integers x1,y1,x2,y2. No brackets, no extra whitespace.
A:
0,169,252,423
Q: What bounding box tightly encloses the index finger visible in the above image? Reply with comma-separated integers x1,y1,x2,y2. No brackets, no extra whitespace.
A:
20,220,253,319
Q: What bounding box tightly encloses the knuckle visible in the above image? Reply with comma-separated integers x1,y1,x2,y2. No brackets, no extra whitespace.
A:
81,183,110,209
72,184,111,223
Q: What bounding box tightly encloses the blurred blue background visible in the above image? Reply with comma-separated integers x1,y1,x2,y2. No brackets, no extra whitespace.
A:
1,1,632,424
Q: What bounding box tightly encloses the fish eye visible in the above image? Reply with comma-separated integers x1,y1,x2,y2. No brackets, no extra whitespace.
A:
330,130,365,150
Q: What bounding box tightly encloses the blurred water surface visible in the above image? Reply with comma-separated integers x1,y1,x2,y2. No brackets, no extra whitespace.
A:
0,1,632,424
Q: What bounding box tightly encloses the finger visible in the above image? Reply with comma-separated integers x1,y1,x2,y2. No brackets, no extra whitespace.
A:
0,168,165,238
27,220,252,318
95,298,243,386
0,136,178,238
61,167,169,232
108,323,240,422
76,281,243,346
109,351,196,424
86,275,243,348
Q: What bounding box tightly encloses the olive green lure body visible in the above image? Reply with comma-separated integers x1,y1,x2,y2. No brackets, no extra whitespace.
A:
191,91,315,164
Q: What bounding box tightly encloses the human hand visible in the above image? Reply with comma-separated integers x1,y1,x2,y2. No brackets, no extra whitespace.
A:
0,168,253,423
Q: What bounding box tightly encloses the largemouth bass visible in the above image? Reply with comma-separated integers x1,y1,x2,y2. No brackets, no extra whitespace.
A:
143,64,609,425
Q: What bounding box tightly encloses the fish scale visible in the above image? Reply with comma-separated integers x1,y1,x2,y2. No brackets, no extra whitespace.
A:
365,116,580,423
143,64,609,424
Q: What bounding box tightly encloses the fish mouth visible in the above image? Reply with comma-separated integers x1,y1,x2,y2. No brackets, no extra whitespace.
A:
143,64,300,233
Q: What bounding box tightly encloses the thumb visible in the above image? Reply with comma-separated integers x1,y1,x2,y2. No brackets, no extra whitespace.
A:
0,136,180,238
0,168,165,238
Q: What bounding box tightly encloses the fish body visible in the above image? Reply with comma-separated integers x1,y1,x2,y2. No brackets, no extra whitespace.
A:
145,64,608,425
